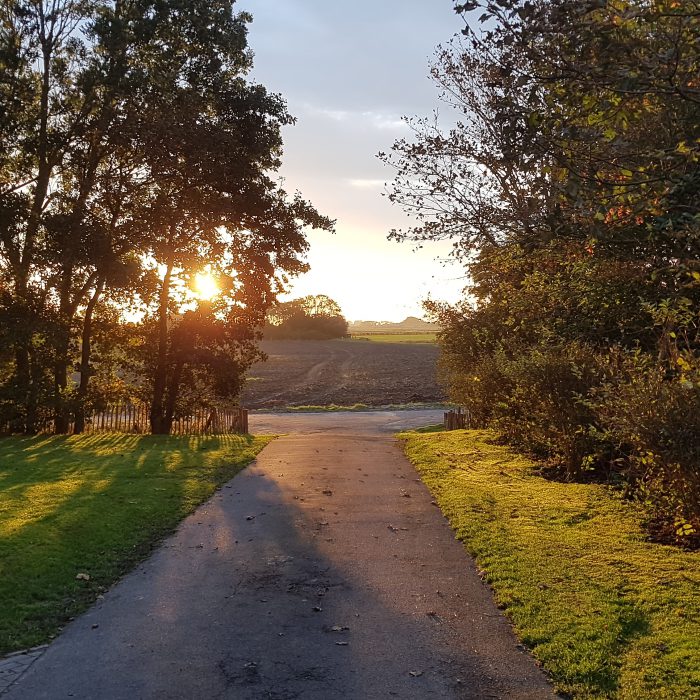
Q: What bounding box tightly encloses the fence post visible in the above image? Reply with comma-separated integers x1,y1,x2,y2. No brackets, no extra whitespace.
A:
444,408,467,431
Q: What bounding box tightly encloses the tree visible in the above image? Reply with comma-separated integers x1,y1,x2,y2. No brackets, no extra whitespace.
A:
384,0,700,543
0,1,333,434
265,295,348,339
385,1,700,259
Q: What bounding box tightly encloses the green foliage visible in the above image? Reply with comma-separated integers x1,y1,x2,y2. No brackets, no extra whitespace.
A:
388,1,700,543
0,1,332,434
264,294,348,340
589,354,700,546
401,429,700,700
0,432,271,654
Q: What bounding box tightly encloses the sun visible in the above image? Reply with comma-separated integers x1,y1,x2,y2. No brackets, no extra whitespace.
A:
194,272,220,301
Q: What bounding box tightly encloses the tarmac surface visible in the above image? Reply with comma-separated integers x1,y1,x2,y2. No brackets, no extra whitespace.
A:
4,410,556,699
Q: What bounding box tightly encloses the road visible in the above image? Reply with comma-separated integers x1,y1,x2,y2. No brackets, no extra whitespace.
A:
5,411,556,699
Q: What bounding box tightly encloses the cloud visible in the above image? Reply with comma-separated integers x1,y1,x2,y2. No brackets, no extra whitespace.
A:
347,178,386,189
302,104,408,132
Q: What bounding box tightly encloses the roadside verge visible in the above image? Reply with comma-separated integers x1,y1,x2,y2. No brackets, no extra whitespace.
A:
398,428,699,700
0,433,272,656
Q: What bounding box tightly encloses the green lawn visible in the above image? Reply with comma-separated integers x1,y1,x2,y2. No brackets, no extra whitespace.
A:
0,433,271,655
349,332,437,343
399,428,699,700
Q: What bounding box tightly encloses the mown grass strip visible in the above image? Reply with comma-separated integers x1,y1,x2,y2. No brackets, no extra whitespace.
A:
0,433,271,655
349,333,437,343
399,428,699,700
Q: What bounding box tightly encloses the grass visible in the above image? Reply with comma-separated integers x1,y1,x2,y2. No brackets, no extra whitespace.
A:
0,433,271,655
399,428,700,700
253,402,451,413
349,332,437,343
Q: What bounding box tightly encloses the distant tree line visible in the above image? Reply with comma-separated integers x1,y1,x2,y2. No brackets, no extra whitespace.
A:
385,0,700,544
264,295,348,339
349,316,439,333
0,1,332,435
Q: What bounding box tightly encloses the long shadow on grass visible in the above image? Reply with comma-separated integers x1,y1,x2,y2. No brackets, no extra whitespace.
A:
0,434,256,654
4,450,552,700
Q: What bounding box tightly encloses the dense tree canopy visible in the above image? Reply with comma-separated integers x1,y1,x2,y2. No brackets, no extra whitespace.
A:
0,0,333,434
264,295,348,339
385,0,700,544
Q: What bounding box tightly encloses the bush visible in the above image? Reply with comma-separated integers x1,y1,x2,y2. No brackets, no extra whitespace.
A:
492,343,610,480
264,314,348,340
591,355,700,546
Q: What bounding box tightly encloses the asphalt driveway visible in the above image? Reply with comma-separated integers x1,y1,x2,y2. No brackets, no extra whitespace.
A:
5,411,555,699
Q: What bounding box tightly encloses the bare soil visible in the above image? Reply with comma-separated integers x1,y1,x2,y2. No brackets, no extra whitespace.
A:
242,339,445,409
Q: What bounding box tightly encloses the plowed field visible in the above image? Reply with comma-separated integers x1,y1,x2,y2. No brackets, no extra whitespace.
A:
242,339,445,409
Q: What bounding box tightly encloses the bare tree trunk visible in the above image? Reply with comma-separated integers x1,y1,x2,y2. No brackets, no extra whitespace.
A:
163,360,185,435
12,31,53,434
150,260,173,434
53,264,75,434
74,278,105,434
13,347,34,434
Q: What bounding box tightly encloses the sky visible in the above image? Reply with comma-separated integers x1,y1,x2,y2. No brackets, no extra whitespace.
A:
237,0,468,322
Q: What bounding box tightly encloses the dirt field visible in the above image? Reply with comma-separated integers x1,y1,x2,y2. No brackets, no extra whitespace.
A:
242,339,445,409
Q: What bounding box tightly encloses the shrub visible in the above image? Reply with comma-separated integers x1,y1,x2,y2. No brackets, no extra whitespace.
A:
491,343,610,480
591,355,700,546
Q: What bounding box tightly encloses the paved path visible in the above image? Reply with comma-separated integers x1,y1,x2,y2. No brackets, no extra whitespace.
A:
4,411,556,699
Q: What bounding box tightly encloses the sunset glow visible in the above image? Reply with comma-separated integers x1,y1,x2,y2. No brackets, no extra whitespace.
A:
194,272,220,301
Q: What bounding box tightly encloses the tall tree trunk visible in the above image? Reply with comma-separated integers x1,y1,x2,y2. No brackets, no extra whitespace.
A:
12,16,54,434
53,265,75,434
150,261,173,434
163,359,185,436
74,278,105,434
53,352,70,433
13,346,34,434
26,344,41,434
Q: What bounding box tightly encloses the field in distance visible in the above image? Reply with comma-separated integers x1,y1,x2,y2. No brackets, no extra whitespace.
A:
350,332,437,344
242,338,445,409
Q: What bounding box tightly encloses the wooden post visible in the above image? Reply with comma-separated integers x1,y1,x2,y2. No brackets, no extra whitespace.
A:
444,409,467,431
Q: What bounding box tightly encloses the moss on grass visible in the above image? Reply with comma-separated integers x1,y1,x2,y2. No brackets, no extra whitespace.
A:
0,433,271,655
399,428,699,700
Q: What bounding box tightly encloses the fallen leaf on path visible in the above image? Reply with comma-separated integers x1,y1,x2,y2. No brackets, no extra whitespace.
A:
409,671,423,677
335,641,348,646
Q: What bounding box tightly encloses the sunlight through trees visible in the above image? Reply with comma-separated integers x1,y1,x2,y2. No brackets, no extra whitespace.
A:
0,0,333,436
